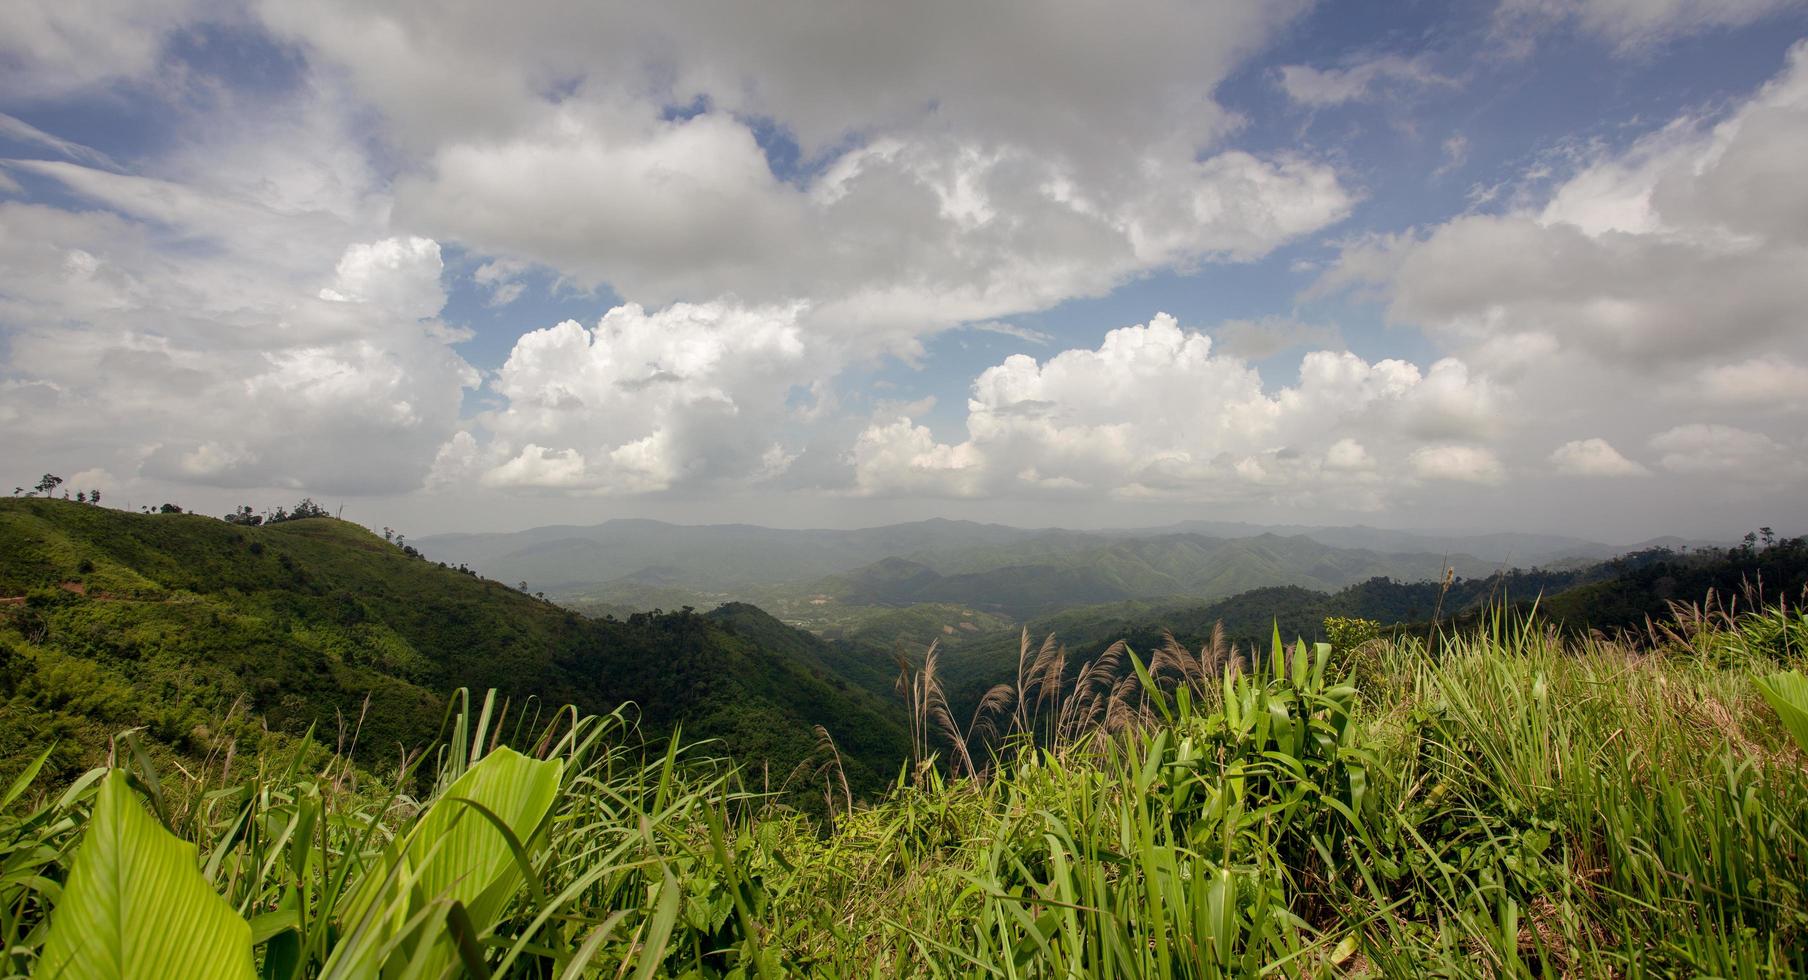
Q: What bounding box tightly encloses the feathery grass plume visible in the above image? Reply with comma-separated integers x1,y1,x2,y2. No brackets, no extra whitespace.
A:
966,682,1017,767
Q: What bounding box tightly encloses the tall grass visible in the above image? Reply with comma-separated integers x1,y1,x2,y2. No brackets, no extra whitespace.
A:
4,602,1807,977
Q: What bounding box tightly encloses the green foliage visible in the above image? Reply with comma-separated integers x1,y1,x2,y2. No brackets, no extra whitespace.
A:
1756,670,1808,753
324,743,563,978
7,499,1806,976
39,770,256,979
5,604,1805,977
1323,615,1382,654
0,497,908,811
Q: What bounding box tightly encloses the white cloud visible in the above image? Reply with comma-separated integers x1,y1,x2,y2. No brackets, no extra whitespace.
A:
1435,135,1470,177
1695,356,1808,408
2,0,1368,510
318,237,445,319
1495,0,1802,51
482,445,591,490
473,259,531,307
1324,438,1374,472
1312,42,1808,509
852,418,987,498
392,116,1353,346
1325,42,1808,370
1649,423,1803,479
1408,445,1507,484
0,98,479,498
1550,438,1651,476
851,313,1502,505
251,0,1350,357
0,0,203,100
475,302,811,494
1276,54,1452,107
258,0,1302,158
967,322,1053,345
0,112,119,168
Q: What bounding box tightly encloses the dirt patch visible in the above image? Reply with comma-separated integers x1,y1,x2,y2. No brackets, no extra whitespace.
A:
58,581,87,595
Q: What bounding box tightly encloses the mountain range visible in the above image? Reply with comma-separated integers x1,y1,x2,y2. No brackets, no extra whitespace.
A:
417,517,1717,620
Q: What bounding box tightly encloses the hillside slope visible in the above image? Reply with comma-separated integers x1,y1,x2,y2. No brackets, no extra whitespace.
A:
0,499,908,797
926,539,1807,719
809,532,1502,618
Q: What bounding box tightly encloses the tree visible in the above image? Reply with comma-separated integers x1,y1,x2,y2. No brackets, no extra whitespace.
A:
90,489,101,505
34,474,62,496
159,503,183,514
75,491,86,503
224,506,263,527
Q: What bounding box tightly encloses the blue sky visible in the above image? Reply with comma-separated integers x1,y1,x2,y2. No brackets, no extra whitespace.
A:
3,0,1807,539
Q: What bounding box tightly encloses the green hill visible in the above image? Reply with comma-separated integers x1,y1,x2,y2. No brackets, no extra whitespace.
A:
800,532,1501,619
0,498,908,800
926,538,1807,720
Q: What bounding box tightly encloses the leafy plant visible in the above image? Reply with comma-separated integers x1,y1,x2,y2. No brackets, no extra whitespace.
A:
39,770,256,979
322,745,562,978
1756,669,1808,753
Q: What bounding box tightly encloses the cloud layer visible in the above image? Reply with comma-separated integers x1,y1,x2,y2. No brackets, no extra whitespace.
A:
1,1,1804,537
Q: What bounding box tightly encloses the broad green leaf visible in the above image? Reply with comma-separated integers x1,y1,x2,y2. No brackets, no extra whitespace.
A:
1755,670,1808,753
39,770,256,980
325,746,562,979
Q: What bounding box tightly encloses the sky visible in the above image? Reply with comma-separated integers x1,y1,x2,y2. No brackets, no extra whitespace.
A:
2,0,1807,542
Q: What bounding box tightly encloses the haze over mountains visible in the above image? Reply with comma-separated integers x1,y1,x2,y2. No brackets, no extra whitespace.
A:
417,518,1720,621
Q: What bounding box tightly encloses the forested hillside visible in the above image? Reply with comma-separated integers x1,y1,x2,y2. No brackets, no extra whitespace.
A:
0,499,908,801
927,536,1807,720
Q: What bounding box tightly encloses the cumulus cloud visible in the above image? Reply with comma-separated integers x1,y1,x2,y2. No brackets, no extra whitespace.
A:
1694,356,1808,409
391,116,1353,348
258,0,1301,158
851,313,1502,505
0,93,479,498
3,0,1368,510
1324,41,1808,368
1408,445,1506,484
1550,438,1651,476
470,302,811,494
1311,42,1808,513
245,0,1352,356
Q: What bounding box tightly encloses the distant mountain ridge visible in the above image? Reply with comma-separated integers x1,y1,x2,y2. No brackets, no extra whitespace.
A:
416,518,1689,618
810,533,1506,618
418,517,1037,593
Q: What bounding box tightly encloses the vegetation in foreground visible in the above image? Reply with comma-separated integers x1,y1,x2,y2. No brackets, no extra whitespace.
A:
4,598,1807,977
